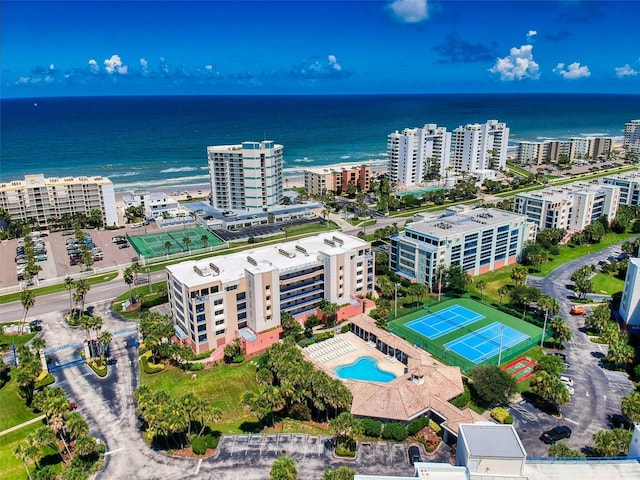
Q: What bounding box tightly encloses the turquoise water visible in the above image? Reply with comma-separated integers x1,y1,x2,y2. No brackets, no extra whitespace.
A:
335,356,397,383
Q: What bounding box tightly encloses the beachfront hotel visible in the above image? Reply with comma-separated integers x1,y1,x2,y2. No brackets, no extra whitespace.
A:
513,181,620,232
389,206,535,290
0,174,118,228
387,124,451,188
450,120,509,173
603,170,640,206
207,140,283,212
165,232,375,354
620,257,640,329
303,164,372,196
624,119,640,154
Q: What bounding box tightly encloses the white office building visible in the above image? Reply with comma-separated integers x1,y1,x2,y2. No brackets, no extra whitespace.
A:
514,182,620,232
451,120,509,173
0,174,118,228
624,119,640,154
207,140,283,212
389,206,535,290
387,124,451,188
620,257,640,329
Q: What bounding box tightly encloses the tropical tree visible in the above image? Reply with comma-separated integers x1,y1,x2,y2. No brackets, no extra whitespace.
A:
509,265,528,286
99,330,113,361
280,311,302,340
510,285,540,319
620,391,640,426
529,370,570,412
270,456,297,480
74,278,90,314
549,316,572,348
467,364,517,407
123,267,135,303
16,348,42,405
585,304,610,334
445,265,472,294
591,429,633,457
183,236,192,251
63,276,75,314
322,467,355,480
164,241,172,256
329,412,362,451
20,289,36,335
607,340,635,368
197,403,222,437
29,425,62,463
318,300,339,327
537,295,560,346
65,412,89,440
475,279,487,302
31,336,46,353
534,355,565,376
548,442,585,458
75,434,98,457
13,441,40,480
497,285,510,304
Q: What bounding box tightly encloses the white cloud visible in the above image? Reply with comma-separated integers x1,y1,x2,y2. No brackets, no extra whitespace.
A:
489,44,540,81
615,64,638,78
104,54,128,74
328,54,342,71
88,59,99,73
389,0,428,23
553,61,591,79
526,30,537,41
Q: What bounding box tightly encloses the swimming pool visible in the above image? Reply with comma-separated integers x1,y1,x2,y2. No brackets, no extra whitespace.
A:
335,356,397,383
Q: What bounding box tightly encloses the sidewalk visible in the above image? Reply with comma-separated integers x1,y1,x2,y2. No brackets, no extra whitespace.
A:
0,414,45,437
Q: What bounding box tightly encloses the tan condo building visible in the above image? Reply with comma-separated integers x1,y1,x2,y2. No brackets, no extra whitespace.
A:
0,174,118,228
304,164,372,196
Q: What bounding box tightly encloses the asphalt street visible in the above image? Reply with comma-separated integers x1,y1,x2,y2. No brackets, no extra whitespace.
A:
513,241,636,456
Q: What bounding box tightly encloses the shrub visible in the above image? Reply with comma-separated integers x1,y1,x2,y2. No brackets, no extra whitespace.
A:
428,419,442,434
382,422,408,442
408,417,429,436
204,433,220,449
341,324,351,333
491,407,510,424
191,436,206,455
450,385,471,408
193,349,215,360
182,362,204,371
231,354,244,364
335,443,356,458
360,418,382,438
504,415,514,424
290,403,312,421
140,352,165,375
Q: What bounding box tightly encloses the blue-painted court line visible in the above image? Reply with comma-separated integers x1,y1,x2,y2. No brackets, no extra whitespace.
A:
444,322,530,364
405,304,485,340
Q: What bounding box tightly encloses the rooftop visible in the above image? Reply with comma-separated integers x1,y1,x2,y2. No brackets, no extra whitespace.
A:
459,423,526,458
406,207,527,238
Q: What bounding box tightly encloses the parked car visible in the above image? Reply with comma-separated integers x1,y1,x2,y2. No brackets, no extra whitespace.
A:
540,425,572,444
408,445,421,465
119,243,129,249
564,384,575,395
62,230,74,236
36,254,48,262
560,375,574,386
570,306,587,315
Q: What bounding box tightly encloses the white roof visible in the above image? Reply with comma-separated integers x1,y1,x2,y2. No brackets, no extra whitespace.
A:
459,423,526,459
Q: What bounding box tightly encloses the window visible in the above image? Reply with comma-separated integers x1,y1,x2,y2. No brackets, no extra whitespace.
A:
214,299,223,306
225,284,238,291
266,295,271,301
215,329,225,336
214,309,224,316
265,285,271,291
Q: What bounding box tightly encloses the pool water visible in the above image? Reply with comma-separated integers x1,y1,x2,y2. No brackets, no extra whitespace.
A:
335,356,397,383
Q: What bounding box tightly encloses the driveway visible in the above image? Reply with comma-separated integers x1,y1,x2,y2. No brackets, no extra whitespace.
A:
511,242,636,456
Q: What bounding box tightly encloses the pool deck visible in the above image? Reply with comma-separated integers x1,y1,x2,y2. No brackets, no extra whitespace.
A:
302,331,407,379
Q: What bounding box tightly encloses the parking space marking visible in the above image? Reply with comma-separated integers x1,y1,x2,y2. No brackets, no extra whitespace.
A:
195,458,202,475
105,447,124,456
564,417,579,425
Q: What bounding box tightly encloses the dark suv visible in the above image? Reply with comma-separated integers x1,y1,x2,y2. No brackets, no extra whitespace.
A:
540,425,572,444
408,445,421,465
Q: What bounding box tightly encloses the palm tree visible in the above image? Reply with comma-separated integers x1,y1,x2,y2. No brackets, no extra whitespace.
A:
164,241,172,257
183,236,192,251
13,441,39,480
65,412,89,440
475,279,487,302
19,289,35,335
63,277,75,314
75,434,97,457
537,295,559,347
607,341,635,368
74,278,90,314
124,267,134,303
99,330,112,361
30,336,46,354
29,425,63,463
621,391,640,425
201,235,209,249
497,285,509,304
509,265,528,286
550,316,572,348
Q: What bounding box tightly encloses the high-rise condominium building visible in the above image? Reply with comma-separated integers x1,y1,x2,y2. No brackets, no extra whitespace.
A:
620,258,640,329
304,165,372,196
624,120,640,154
0,174,118,228
514,182,620,232
389,206,535,290
450,120,509,173
207,140,283,212
603,171,640,206
387,124,451,188
166,232,375,353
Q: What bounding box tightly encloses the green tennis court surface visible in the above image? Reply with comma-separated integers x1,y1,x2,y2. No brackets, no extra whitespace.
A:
127,227,223,258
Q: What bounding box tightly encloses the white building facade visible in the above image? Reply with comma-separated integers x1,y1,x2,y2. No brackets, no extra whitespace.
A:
389,206,535,290
387,124,451,188
603,170,640,206
624,119,640,154
451,120,509,173
207,140,283,212
620,257,640,329
166,232,374,353
0,174,118,228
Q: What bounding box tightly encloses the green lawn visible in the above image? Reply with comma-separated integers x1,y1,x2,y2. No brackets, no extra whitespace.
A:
0,422,63,480
590,272,625,296
0,369,40,431
140,360,261,433
0,326,36,354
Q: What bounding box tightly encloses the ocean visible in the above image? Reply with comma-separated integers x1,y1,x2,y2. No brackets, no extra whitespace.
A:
2,94,639,191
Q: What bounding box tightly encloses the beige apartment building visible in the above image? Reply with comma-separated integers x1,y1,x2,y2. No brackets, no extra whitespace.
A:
0,174,118,228
304,164,372,196
166,232,375,354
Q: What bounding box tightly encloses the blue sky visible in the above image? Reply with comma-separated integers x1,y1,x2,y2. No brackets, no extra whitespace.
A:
2,0,639,97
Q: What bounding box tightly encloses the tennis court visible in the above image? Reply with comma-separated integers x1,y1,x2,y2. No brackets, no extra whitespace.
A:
127,227,224,258
405,305,484,340
444,322,530,364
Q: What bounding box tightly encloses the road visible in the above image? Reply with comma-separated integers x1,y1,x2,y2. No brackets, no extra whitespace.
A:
511,241,635,456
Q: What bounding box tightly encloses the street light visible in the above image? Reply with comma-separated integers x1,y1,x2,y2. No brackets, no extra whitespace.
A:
497,325,505,366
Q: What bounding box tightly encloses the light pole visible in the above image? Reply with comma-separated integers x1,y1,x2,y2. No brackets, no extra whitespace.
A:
540,308,549,347
394,283,399,319
437,267,443,302
497,325,505,366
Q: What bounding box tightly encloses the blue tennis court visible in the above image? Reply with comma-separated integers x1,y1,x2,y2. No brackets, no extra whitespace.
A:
444,322,530,364
405,304,484,340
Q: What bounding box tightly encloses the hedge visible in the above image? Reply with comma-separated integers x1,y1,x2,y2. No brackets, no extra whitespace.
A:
181,362,204,371
191,437,207,455
204,433,220,449
408,417,430,437
140,351,165,374
450,385,471,408
360,418,382,438
382,422,408,442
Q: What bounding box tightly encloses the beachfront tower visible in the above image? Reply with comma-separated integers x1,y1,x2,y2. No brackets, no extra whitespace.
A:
387,124,451,188
207,140,284,212
624,120,640,154
451,120,509,173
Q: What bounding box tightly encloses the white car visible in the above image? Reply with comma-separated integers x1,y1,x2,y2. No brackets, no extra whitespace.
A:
560,375,574,387
564,384,575,395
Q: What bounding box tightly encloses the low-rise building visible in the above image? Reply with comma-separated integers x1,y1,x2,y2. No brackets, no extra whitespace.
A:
603,170,640,206
514,181,620,232
0,174,118,228
620,257,640,329
304,164,372,195
389,206,535,290
166,232,375,354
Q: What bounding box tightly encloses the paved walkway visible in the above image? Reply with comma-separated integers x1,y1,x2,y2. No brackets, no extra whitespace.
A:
0,414,46,437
